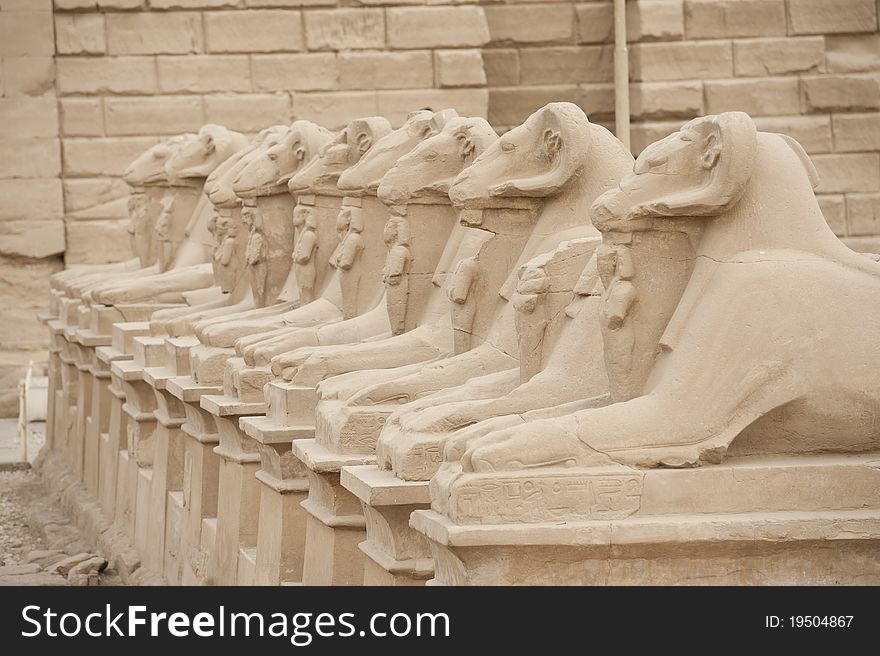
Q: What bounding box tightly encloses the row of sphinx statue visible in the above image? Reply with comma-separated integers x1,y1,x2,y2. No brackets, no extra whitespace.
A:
46,103,880,585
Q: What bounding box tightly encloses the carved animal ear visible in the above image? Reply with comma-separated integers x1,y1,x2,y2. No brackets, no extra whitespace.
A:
355,131,372,154
203,133,216,155
543,128,562,160
701,132,721,169
457,132,476,160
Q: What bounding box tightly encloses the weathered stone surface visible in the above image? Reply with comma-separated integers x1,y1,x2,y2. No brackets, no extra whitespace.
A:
203,94,293,132
733,37,824,77
63,178,129,214
56,57,158,95
813,153,880,194
801,74,880,113
0,220,65,259
435,49,487,88
705,77,801,116
106,11,203,55
62,137,159,177
0,255,61,350
626,0,683,42
630,41,733,81
0,97,58,139
338,52,434,91
826,35,880,74
304,9,385,51
54,13,106,55
103,96,205,136
0,11,54,57
832,113,880,152
0,138,60,179
64,219,132,265
788,0,877,35
0,179,63,221
292,91,378,129
685,0,785,39
518,46,612,85
817,194,846,236
630,81,703,120
753,115,831,154
251,53,339,92
157,55,251,93
389,7,490,49
847,193,880,237
1,57,55,97
59,98,104,137
485,5,571,46
204,10,304,53
483,49,520,87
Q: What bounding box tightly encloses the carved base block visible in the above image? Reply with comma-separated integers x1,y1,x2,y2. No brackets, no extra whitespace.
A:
145,412,185,574
134,466,153,560
315,400,396,454
264,381,318,430
164,491,185,585
237,547,257,586
254,470,308,585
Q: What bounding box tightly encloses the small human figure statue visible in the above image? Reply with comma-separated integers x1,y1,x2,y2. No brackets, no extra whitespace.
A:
447,254,479,355
126,192,153,267
596,240,637,400
213,213,239,293
243,204,268,306
336,205,366,319
291,204,319,305
511,265,550,384
382,214,413,335
328,206,350,270
154,192,176,272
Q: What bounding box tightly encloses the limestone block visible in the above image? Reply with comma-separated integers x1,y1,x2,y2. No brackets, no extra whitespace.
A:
787,0,877,35
388,7,491,49
812,153,880,194
0,255,62,348
435,49,487,88
3,0,52,9
204,10,304,53
55,13,106,55
304,9,385,51
518,46,613,85
684,0,785,39
847,193,880,237
484,5,572,46
338,52,434,91
65,220,133,265
157,55,252,93
0,178,63,221
0,220,65,259
59,98,104,137
575,2,613,44
629,120,682,154
705,77,800,116
54,0,98,8
629,81,703,120
106,12,203,55
488,85,611,129
630,41,732,82
752,115,831,154
625,0,683,42
203,94,292,132
151,0,239,7
56,57,158,95
292,91,378,130
63,178,129,214
0,12,54,56
0,97,58,139
816,195,846,236
98,0,145,8
832,113,880,153
62,137,160,177
801,75,880,113
251,53,339,92
376,89,488,127
733,37,824,77
482,49,519,87
104,96,206,136
1,57,55,96
826,35,880,74
0,138,61,179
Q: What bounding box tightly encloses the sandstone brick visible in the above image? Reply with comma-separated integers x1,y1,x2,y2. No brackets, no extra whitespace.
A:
832,113,880,153
733,37,824,77
519,46,613,85
104,96,205,136
0,220,65,259
435,49,487,88
304,9,385,51
489,85,588,128
705,77,800,116
59,99,104,137
0,12,54,56
816,195,846,236
0,97,58,139
293,91,378,130
812,153,880,194
53,0,98,8
0,178,63,221
244,0,334,5
0,257,62,354
252,53,339,92
630,81,703,120
630,40,732,81
629,120,683,154
56,57,158,95
107,12,203,55
626,0,684,42
2,0,52,9
752,115,832,154
158,55,252,93
485,5,572,45
63,178,130,214
482,49,520,86
55,13,106,55
65,219,133,265
801,75,880,113
62,137,160,177
684,0,785,39
826,35,880,74
1,57,55,97
205,10,304,53
338,51,434,91
846,193,880,236
150,0,240,7
203,94,292,132
98,0,145,8
788,0,877,35
576,2,613,44
388,7,490,49
0,139,61,179
377,88,489,127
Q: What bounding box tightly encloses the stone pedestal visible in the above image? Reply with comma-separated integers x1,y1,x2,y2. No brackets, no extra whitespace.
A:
46,321,64,452
413,454,880,585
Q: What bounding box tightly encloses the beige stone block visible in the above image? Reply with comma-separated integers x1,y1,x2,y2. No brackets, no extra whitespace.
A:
630,80,702,120
0,219,65,259
304,9,385,51
150,0,239,7
54,0,98,8
55,13,106,55
104,96,205,136
292,91,378,129
0,178,63,221
626,0,684,42
817,194,846,236
338,51,434,90
812,153,880,194
826,35,880,74
629,119,683,154
752,114,832,154
62,136,159,178
376,88,489,126
98,0,145,8
801,75,880,113
157,55,251,93
0,256,62,353
64,219,133,265
705,77,800,116
485,5,572,45
435,49,487,88
0,138,60,179
519,45,613,85
846,193,880,237
388,6,490,49
205,10,304,53
59,98,103,137
244,0,333,5
482,49,519,86
489,85,587,128
203,93,292,132
832,113,880,153
630,40,732,81
576,2,613,44
56,57,158,95
684,0,785,38
106,12,203,55
788,0,877,35
1,57,55,96
251,53,339,92
733,37,824,77
0,12,54,56
63,177,129,214
0,97,58,139
3,0,52,9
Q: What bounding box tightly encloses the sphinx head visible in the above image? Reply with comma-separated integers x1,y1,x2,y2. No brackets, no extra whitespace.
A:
287,117,392,195
123,134,195,187
201,127,285,207
590,112,760,228
377,117,498,206
449,102,590,209
338,109,458,193
165,124,249,182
